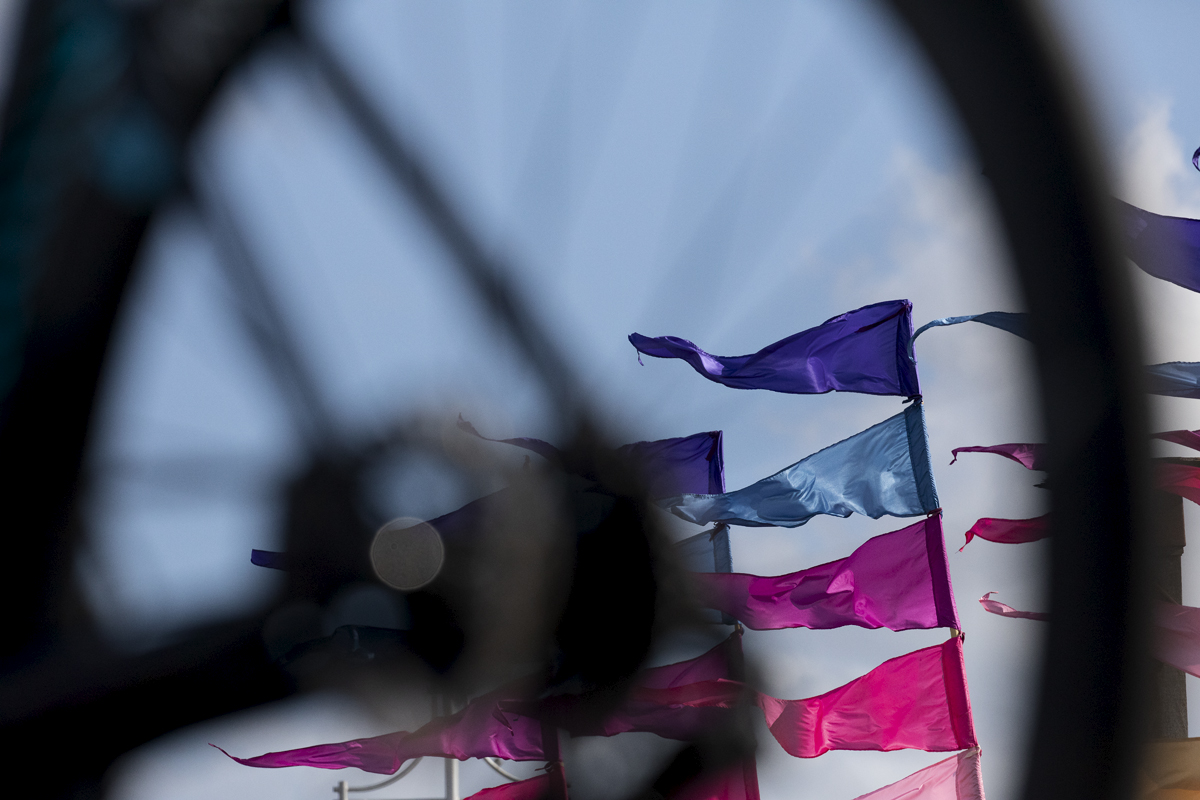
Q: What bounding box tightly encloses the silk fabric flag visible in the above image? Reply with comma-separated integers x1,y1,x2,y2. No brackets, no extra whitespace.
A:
1156,463,1200,506
908,312,1030,360
216,680,548,773
1140,737,1200,799
1152,429,1200,452
1116,200,1200,294
690,516,960,631
629,300,919,397
634,638,977,759
1154,603,1200,679
466,776,553,800
851,748,985,800
960,515,1049,550
457,417,727,496
1146,362,1200,399
949,443,1045,471
660,402,939,528
978,593,1048,622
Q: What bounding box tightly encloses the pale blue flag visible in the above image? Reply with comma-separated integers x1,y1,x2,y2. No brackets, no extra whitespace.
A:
659,401,939,528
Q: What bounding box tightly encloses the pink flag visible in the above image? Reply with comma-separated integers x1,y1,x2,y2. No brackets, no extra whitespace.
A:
215,682,547,773
1156,462,1200,506
960,515,1049,550
1152,429,1200,452
851,748,985,800
1154,603,1200,678
466,776,552,800
978,593,1048,622
950,444,1045,470
757,637,976,758
672,759,760,800
633,638,977,759
691,517,959,632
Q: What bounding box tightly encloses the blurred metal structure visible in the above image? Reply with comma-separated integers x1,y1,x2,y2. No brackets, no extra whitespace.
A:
0,2,1159,800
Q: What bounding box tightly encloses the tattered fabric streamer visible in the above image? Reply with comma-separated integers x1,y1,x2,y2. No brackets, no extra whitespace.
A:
457,416,726,497
691,516,960,632
978,592,1049,622
660,401,938,528
960,515,1049,550
1157,462,1200,506
949,443,1045,471
907,312,1030,361
851,747,986,800
629,299,920,397
1117,200,1200,294
1146,362,1200,398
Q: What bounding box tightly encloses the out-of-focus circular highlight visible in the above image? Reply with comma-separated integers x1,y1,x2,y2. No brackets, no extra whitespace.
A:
370,516,445,591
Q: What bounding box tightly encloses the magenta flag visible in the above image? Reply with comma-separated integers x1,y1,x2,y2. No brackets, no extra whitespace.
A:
1154,603,1200,678
466,776,552,800
690,517,959,632
949,443,1045,471
629,300,919,397
633,638,977,759
978,592,1048,622
757,637,976,758
1152,429,1200,452
215,682,547,773
672,759,761,800
960,515,1049,550
852,748,985,800
1156,462,1200,506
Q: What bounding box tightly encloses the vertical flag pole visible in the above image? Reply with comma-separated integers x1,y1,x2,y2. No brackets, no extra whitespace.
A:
541,721,568,800
1150,475,1188,738
442,695,460,800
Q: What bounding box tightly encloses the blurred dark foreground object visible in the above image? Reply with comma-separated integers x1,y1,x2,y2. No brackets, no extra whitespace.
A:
0,2,1159,800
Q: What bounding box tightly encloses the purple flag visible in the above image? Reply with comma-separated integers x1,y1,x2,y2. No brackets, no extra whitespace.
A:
690,517,959,632
1117,200,1200,294
216,680,547,773
949,443,1045,471
960,515,1049,550
629,300,919,397
457,416,725,496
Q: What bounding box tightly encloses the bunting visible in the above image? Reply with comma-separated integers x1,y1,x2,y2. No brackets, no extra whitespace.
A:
908,312,1030,360
949,443,1044,471
1156,462,1200,506
690,517,960,632
978,593,1048,622
215,679,547,773
1152,428,1200,452
466,776,552,800
851,748,985,800
659,402,938,528
960,515,1049,550
629,300,919,397
1116,200,1200,294
457,417,726,497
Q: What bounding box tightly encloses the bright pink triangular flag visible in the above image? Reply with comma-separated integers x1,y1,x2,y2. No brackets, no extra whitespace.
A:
851,748,985,800
960,515,1049,550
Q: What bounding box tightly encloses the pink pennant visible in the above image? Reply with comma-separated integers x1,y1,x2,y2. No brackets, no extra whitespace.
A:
214,681,547,773
633,638,977,759
1154,603,1200,678
851,748,985,800
959,515,1049,550
1156,462,1200,506
950,443,1045,470
1152,429,1200,453
978,593,1048,622
466,775,552,800
691,517,959,631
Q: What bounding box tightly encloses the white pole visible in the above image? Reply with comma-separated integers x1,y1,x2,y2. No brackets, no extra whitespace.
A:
445,756,459,800
336,780,349,800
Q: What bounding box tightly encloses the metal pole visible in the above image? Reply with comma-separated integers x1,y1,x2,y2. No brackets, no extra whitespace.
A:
442,695,459,800
336,780,349,800
1150,480,1188,738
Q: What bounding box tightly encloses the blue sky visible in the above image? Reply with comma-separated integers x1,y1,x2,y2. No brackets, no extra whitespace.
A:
20,1,1199,799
